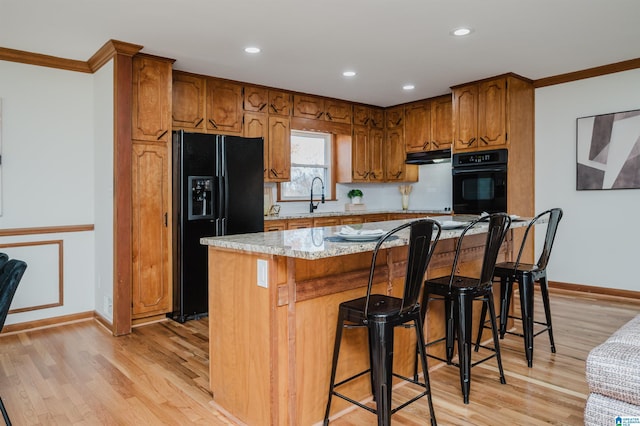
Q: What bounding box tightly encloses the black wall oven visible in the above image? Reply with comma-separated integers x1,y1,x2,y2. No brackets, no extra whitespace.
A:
452,149,508,214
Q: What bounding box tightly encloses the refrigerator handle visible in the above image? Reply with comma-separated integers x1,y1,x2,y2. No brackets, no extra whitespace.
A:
220,137,229,235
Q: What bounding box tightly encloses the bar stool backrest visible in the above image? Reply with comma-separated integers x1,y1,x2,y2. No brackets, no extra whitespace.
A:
448,213,512,288
513,208,563,270
364,219,441,318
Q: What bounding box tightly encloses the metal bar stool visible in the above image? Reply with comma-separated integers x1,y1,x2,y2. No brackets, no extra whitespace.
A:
477,208,563,367
323,219,441,426
0,254,28,426
421,213,511,404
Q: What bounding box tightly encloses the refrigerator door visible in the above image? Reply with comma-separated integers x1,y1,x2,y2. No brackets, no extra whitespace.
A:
173,131,217,321
220,135,264,235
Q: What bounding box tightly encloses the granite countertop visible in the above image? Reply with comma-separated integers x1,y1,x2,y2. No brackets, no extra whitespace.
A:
263,209,450,221
201,215,532,260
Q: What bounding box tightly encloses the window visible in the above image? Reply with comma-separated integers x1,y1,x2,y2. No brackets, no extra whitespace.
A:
279,130,333,201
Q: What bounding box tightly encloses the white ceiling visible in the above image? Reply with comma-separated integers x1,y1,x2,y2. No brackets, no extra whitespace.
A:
1,0,639,107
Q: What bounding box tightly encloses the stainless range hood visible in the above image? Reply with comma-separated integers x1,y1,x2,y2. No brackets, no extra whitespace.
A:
405,149,451,164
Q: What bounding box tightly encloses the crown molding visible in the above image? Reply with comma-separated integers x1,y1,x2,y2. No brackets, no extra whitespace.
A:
534,58,640,88
0,46,91,73
88,39,143,72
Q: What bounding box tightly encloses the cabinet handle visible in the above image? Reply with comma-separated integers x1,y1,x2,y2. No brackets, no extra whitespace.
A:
316,111,324,119
164,212,168,227
394,171,402,178
259,103,267,111
480,136,488,145
369,172,376,179
195,118,204,127
326,112,333,120
270,104,278,113
432,141,439,148
371,119,378,127
395,118,402,126
209,119,218,129
364,118,369,125
423,141,430,150
465,137,476,146
270,168,278,177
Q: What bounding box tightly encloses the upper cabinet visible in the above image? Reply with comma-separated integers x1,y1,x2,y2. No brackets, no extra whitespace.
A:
243,85,292,182
172,71,243,135
384,106,418,182
353,105,384,129
453,75,533,151
132,55,173,143
404,95,453,153
293,95,352,124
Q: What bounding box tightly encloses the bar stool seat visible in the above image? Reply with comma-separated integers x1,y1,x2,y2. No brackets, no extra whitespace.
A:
324,219,441,426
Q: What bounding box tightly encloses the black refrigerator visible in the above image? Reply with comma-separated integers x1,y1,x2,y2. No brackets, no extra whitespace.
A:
171,130,264,322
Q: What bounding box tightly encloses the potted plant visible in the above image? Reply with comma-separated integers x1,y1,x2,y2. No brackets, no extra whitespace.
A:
347,189,363,204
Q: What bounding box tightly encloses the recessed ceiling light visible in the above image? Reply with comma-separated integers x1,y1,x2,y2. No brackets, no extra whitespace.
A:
451,27,473,37
342,71,356,77
403,84,415,91
244,46,261,54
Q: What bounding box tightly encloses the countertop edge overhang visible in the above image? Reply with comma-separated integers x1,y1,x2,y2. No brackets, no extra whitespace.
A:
201,216,533,260
263,209,450,221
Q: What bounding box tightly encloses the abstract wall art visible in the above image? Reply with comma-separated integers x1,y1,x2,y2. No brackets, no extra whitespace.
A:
576,109,640,190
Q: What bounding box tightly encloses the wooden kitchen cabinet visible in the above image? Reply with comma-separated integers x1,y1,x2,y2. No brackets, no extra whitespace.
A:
313,217,341,227
172,71,206,131
353,105,384,128
293,95,352,124
244,113,292,181
363,214,388,223
264,219,287,232
385,126,417,182
286,218,314,229
453,77,507,151
205,79,243,134
405,96,452,153
405,100,432,152
385,105,404,129
131,141,172,319
132,55,173,143
350,125,384,182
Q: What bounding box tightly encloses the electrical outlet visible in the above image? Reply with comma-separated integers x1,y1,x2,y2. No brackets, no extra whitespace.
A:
257,259,268,288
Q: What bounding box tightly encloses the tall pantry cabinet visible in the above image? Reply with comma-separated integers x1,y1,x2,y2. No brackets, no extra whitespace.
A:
130,54,174,321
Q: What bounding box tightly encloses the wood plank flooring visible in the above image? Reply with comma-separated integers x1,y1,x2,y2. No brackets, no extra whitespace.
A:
0,289,637,425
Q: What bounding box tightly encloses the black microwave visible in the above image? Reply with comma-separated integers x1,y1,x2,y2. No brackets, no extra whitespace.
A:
452,149,508,215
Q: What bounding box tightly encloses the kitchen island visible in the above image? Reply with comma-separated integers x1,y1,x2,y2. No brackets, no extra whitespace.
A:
201,215,528,425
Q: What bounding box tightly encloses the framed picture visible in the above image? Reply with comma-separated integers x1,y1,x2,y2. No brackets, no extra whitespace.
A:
576,109,640,190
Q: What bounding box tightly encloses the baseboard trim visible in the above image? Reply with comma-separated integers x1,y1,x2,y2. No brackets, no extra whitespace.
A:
549,281,640,300
1,311,94,335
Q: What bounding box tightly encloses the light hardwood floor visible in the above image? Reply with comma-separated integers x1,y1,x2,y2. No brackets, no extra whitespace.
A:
0,289,637,425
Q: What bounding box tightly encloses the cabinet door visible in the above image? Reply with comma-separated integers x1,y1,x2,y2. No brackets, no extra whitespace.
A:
287,218,313,229
205,79,243,134
267,115,291,181
385,106,404,129
172,72,206,131
264,220,286,232
404,101,431,152
352,125,370,182
453,84,478,151
244,112,269,179
431,95,453,150
325,100,352,124
313,217,341,227
132,56,172,142
131,142,171,318
353,105,371,126
244,85,269,112
369,128,385,182
385,127,406,181
269,90,292,116
293,95,325,120
478,79,507,147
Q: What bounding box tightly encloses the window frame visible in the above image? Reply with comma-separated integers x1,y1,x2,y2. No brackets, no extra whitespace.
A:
277,130,335,202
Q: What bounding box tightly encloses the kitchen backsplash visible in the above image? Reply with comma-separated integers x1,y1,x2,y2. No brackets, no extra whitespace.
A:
266,162,452,215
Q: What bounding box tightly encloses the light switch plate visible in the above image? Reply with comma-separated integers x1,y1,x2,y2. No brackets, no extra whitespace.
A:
257,259,268,288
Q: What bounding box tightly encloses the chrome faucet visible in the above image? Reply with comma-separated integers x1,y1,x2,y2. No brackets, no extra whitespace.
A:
309,176,325,213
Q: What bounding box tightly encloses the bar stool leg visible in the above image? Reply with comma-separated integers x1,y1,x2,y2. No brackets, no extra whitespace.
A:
445,298,455,364
486,295,506,384
538,275,556,353
455,293,472,404
499,275,512,338
324,311,346,424
370,321,394,426
519,276,535,368
415,315,437,426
